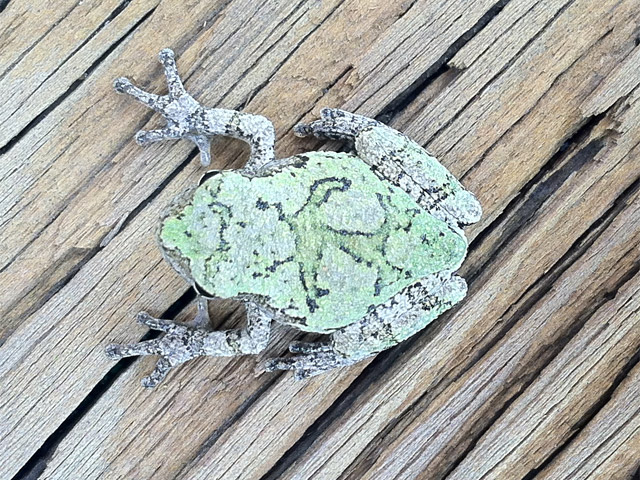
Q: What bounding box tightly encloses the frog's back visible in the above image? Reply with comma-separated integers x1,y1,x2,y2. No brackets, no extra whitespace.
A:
159,152,466,332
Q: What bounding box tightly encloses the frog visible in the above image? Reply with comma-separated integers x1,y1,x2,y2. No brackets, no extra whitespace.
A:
106,49,482,388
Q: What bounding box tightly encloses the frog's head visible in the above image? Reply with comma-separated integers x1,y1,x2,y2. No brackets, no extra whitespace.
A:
156,184,200,290
156,176,223,296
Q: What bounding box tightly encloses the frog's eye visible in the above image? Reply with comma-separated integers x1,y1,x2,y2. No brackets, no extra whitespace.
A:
199,170,223,185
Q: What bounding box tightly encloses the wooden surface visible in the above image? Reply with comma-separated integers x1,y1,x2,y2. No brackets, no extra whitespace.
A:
1,0,639,478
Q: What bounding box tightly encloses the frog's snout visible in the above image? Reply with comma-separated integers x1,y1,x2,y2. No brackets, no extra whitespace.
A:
156,185,198,286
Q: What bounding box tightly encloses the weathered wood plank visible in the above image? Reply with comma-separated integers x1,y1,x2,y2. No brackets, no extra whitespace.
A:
0,0,160,149
1,0,639,478
537,362,640,480
0,164,192,478
338,0,503,114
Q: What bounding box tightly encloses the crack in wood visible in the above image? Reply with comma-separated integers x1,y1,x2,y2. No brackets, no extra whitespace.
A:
519,280,640,479
0,5,157,157
259,333,417,480
0,1,80,85
375,0,513,125
173,373,284,478
98,147,199,248
458,22,615,180
446,259,640,480
217,0,311,107
1,0,136,133
0,7,158,339
283,65,355,143
0,145,196,345
435,0,578,164
467,111,609,285
241,0,345,109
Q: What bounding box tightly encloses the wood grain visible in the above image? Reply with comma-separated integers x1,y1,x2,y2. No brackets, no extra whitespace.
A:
1,0,639,479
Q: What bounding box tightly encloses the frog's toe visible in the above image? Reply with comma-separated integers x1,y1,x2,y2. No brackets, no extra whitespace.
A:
293,108,377,141
293,118,344,140
105,339,163,359
293,122,313,137
113,76,133,94
158,47,176,63
135,311,186,332
263,357,296,372
105,343,124,359
319,107,347,119
293,367,328,380
113,76,169,114
141,357,177,388
135,127,185,146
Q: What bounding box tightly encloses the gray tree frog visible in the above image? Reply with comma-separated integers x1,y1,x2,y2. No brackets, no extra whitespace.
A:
106,49,482,388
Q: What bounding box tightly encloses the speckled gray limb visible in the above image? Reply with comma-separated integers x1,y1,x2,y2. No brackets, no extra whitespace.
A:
114,48,275,169
263,351,357,380
294,108,377,141
264,275,467,379
296,108,482,226
106,299,272,387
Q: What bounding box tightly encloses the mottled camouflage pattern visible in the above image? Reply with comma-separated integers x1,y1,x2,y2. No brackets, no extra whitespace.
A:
159,151,466,332
106,49,481,387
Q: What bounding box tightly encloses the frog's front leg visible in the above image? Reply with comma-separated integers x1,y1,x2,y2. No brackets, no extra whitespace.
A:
295,108,481,227
106,298,272,387
114,48,275,170
263,275,467,379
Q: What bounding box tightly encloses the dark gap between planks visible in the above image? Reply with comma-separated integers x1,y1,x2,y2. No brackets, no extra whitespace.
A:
0,3,156,156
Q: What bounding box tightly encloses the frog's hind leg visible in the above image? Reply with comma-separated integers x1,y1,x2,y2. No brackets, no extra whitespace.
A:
263,275,467,379
106,298,273,387
295,108,481,226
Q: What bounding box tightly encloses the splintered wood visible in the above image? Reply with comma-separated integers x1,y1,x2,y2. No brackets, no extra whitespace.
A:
1,0,639,479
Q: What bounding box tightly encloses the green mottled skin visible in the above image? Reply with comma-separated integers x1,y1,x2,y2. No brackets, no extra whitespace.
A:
160,151,467,332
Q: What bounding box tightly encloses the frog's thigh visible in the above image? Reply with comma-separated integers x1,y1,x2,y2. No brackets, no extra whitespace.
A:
356,126,482,225
332,275,468,359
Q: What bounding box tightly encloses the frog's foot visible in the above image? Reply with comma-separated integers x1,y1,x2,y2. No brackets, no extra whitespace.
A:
107,299,273,387
114,48,213,166
106,311,209,388
262,344,357,380
294,108,378,141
